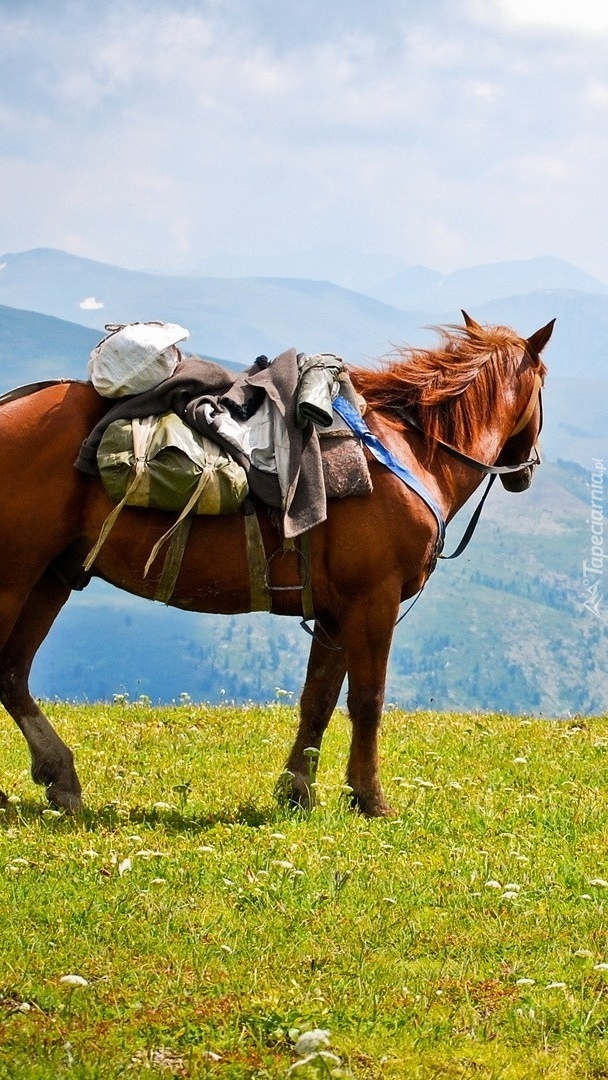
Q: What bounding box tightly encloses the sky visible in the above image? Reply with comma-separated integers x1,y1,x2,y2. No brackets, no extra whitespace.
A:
2,0,608,284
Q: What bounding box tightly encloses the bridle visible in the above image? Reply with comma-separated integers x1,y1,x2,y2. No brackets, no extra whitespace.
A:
388,370,544,478
386,368,544,563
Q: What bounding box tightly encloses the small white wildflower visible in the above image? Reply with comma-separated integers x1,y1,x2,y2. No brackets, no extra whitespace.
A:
580,894,593,900
589,879,608,888
413,777,435,788
594,963,608,971
288,1052,341,1074
7,795,21,805
149,878,167,885
293,1029,331,1056
382,897,397,904
513,757,528,764
42,809,62,819
502,891,519,900
515,978,535,986
220,944,233,953
270,832,286,840
197,845,214,853
574,949,594,958
11,858,30,867
504,883,521,892
152,802,173,811
273,860,294,870
59,975,88,987
118,858,132,877
485,880,502,889
546,982,566,989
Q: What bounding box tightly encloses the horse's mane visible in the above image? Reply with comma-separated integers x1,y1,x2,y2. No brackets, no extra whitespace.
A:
349,323,547,448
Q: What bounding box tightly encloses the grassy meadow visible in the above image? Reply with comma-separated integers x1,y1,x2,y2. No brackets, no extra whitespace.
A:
1,701,608,1078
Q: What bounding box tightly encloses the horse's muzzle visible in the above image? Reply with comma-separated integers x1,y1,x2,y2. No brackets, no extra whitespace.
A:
501,465,533,492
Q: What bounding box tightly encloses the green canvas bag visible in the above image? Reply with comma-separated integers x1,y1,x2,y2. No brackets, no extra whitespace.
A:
84,412,248,578
97,412,248,515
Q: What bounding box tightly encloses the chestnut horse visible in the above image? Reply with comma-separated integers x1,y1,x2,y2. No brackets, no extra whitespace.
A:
0,315,553,816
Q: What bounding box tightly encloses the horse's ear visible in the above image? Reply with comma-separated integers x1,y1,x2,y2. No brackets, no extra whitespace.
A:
461,310,481,330
526,318,556,356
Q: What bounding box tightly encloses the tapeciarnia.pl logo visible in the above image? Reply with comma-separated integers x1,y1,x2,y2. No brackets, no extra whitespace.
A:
582,458,606,622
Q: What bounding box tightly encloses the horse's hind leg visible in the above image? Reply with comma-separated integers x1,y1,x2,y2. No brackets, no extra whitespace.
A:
280,621,346,810
0,571,82,811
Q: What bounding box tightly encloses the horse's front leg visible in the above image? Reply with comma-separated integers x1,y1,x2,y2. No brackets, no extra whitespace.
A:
279,619,346,810
343,588,400,817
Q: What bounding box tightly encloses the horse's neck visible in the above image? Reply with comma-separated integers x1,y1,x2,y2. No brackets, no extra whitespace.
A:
435,383,524,520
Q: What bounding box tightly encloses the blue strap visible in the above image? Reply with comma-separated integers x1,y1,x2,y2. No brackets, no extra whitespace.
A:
332,394,445,548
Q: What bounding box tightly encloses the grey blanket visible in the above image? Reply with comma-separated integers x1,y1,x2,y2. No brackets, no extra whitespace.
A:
75,350,331,538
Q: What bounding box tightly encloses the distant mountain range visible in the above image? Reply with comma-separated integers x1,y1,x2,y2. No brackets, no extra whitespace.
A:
1,247,608,378
369,255,608,310
0,246,605,713
0,247,606,465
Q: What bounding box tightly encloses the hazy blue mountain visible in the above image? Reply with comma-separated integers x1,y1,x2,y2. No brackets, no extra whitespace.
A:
177,246,412,295
3,248,608,382
542,378,608,465
0,303,241,391
373,256,608,311
366,265,444,308
0,248,432,365
0,303,99,386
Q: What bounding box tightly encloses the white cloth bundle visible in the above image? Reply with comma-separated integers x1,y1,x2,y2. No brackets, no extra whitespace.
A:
88,321,190,397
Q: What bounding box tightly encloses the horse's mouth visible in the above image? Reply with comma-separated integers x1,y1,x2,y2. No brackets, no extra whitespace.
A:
501,466,533,492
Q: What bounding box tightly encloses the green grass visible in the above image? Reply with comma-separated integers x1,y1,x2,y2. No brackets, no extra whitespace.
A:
2,703,608,1078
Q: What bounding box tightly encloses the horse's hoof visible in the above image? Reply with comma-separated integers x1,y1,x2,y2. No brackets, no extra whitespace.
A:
349,791,395,818
275,770,314,812
0,789,8,808
46,786,83,813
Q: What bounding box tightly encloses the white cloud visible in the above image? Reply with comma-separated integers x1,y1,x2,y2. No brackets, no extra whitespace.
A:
1,1,608,279
495,0,608,34
79,297,104,310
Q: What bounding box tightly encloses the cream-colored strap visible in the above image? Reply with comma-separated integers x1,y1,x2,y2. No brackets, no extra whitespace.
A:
83,417,156,572
144,466,213,577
